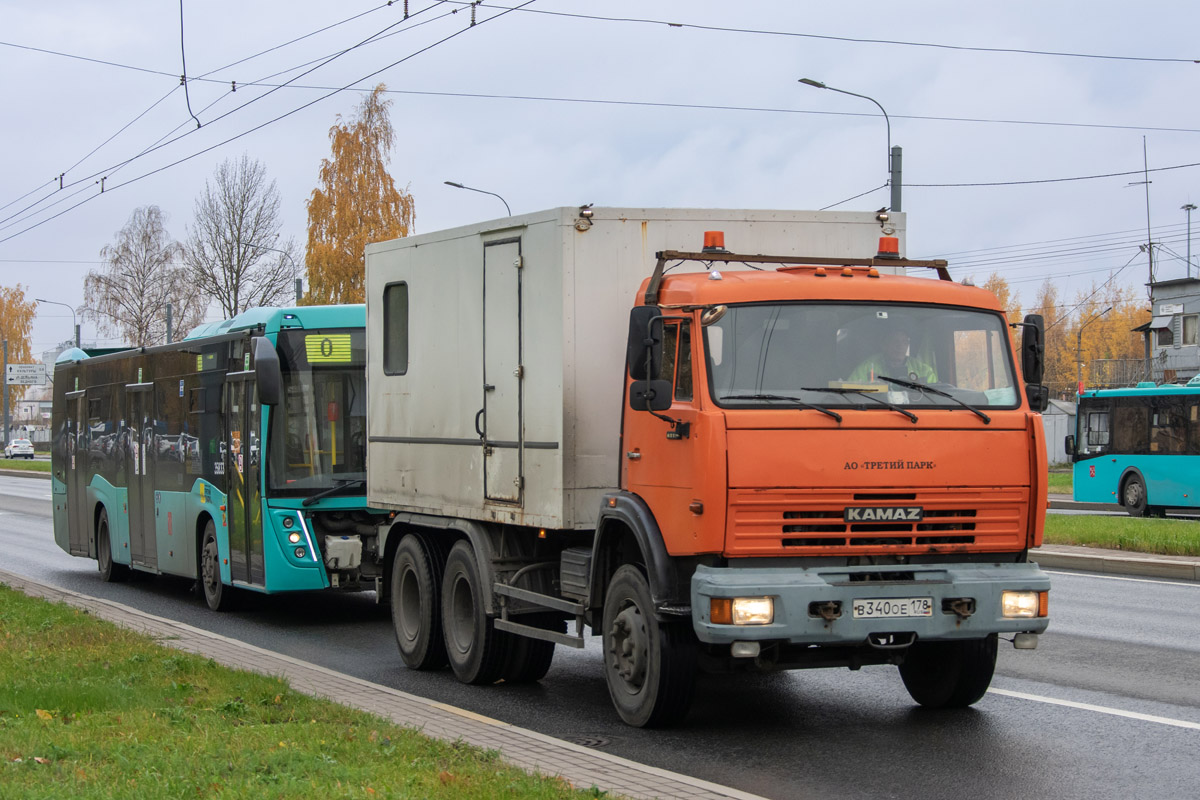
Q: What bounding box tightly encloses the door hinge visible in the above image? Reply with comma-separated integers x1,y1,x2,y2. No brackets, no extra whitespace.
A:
513,365,524,378
513,256,523,269
514,476,525,489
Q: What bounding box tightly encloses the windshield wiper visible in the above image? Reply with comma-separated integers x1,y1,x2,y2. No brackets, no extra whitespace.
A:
721,393,842,423
302,477,367,507
797,386,918,423
877,376,991,424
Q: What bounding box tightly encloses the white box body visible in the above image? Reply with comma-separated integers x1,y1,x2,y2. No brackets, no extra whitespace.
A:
365,207,906,530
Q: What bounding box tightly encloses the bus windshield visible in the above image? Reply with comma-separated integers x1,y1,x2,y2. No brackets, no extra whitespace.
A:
267,328,367,495
704,302,1020,409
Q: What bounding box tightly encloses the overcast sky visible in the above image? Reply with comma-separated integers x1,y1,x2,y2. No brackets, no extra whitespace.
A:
2,1,1197,356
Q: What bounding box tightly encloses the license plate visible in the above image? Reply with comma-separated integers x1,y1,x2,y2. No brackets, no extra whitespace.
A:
852,597,933,619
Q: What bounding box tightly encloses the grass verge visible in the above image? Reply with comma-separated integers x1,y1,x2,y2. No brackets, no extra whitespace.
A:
1046,471,1072,494
0,458,50,473
1043,514,1200,557
0,586,600,800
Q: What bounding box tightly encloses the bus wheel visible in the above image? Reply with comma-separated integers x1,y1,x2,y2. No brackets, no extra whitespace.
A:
1122,475,1149,517
899,634,997,708
501,613,561,684
200,520,236,612
441,540,510,685
601,565,697,728
391,534,448,671
96,510,129,583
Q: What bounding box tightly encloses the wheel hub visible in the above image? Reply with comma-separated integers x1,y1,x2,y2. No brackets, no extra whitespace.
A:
608,604,648,688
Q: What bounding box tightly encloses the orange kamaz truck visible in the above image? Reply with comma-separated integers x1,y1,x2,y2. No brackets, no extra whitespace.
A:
364,207,1050,727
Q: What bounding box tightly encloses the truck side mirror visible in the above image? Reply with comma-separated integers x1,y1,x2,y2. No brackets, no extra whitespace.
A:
627,306,663,381
253,336,282,406
1064,434,1075,458
629,379,673,412
1020,314,1045,386
1025,383,1049,413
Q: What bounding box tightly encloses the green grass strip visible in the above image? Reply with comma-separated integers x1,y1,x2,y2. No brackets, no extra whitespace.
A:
0,458,50,473
1043,514,1200,557
1046,471,1072,493
0,586,604,800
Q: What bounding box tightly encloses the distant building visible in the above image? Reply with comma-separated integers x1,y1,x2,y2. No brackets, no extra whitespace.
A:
1042,399,1076,465
1136,277,1200,384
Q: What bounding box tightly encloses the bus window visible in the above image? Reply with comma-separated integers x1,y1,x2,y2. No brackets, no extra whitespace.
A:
1112,404,1149,454
1150,403,1187,454
1084,410,1110,453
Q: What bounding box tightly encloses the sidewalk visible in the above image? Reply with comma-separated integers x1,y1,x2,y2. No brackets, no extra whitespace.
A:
0,567,766,800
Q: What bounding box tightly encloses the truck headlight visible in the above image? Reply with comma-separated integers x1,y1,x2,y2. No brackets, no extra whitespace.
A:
711,597,774,625
1001,590,1047,618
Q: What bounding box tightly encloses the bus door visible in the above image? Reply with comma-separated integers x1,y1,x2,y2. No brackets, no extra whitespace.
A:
482,237,523,504
225,373,265,586
65,389,88,556
125,382,157,569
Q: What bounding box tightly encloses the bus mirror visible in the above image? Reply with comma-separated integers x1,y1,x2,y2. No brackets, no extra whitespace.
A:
253,337,282,406
1064,434,1075,456
629,379,673,411
1025,383,1049,413
627,306,664,381
1020,314,1045,386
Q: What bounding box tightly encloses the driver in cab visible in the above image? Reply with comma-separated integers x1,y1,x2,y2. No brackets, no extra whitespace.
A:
849,327,937,384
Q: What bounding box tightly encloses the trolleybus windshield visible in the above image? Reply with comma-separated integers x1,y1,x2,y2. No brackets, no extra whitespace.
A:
267,327,367,494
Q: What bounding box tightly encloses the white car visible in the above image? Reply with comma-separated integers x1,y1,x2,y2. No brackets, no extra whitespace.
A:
4,438,35,459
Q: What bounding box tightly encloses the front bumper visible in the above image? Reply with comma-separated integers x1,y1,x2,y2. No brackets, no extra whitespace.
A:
690,560,1050,645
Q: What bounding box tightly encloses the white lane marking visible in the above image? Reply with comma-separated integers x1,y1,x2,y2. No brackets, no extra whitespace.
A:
1044,569,1200,589
990,688,1200,730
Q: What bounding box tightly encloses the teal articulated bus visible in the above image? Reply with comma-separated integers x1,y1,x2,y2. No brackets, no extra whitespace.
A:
1068,379,1200,517
51,305,385,610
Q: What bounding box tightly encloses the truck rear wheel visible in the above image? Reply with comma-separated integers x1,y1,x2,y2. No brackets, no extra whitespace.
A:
441,540,510,685
898,634,997,708
391,533,448,670
501,613,561,683
96,510,129,583
601,565,697,727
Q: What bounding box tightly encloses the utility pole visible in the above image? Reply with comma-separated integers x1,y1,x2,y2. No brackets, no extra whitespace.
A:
166,302,173,344
890,145,903,212
1142,137,1153,290
2,340,8,444
1184,203,1197,279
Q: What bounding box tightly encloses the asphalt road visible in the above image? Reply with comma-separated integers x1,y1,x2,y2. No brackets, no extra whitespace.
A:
2,473,1198,800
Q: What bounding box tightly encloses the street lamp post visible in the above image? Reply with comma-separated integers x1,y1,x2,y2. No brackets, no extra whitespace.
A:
444,181,511,216
1077,306,1113,392
799,78,901,212
1184,203,1197,279
36,298,79,348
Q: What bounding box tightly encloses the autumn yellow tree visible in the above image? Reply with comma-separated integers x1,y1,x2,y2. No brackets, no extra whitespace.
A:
1066,282,1150,390
1029,279,1076,399
0,284,38,407
980,272,1022,324
305,84,415,304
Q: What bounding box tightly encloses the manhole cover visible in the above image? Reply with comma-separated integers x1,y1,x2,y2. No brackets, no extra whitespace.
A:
565,735,611,748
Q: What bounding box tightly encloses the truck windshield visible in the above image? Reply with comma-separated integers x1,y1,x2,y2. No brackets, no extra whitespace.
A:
704,302,1020,410
266,328,367,495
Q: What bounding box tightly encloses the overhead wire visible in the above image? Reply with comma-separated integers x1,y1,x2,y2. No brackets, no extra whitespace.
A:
0,0,536,245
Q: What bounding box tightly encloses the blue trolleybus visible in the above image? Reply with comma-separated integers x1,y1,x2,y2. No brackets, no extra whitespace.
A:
1069,380,1200,517
51,305,384,609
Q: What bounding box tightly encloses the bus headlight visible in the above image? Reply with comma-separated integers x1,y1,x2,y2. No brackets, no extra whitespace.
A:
1001,590,1047,618
288,532,302,544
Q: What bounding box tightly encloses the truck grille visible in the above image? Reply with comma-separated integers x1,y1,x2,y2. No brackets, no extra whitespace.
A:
727,488,1027,555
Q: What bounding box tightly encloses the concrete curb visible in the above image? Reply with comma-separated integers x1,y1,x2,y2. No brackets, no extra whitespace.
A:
1031,548,1200,581
0,568,768,800
0,467,51,480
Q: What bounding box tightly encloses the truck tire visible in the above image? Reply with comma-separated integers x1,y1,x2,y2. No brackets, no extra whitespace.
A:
501,613,561,683
441,540,510,685
601,565,697,727
200,519,237,612
96,510,129,583
899,634,997,708
391,533,448,670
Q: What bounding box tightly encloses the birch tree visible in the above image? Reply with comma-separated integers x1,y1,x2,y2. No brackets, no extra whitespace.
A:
0,284,37,404
305,84,415,304
184,154,298,317
84,206,205,347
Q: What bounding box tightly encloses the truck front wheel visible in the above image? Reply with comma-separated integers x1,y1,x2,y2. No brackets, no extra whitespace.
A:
898,634,997,708
391,533,448,671
601,565,697,727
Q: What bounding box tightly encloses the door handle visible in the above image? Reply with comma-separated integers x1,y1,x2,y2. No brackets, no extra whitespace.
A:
475,408,486,439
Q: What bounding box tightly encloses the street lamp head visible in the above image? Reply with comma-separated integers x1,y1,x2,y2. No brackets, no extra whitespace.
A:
798,78,827,89
444,181,465,188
